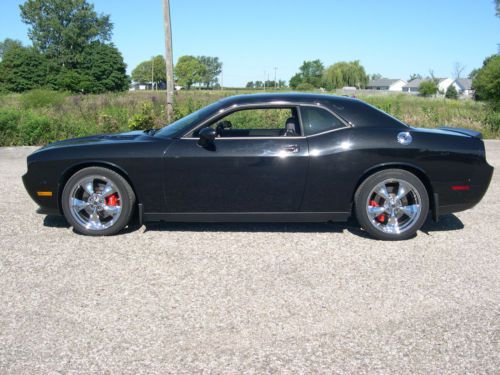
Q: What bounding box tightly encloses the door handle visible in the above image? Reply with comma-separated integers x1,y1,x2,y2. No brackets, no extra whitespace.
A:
282,145,300,153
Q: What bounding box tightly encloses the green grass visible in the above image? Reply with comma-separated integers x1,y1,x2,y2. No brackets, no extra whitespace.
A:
0,89,497,146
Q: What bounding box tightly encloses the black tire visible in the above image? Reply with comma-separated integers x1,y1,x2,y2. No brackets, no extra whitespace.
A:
354,169,429,241
61,167,135,236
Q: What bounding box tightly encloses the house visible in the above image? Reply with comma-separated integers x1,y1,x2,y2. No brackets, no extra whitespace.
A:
452,78,474,98
402,78,454,95
367,78,407,91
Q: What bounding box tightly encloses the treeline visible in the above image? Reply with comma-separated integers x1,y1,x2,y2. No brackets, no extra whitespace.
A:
289,59,368,90
131,55,222,90
0,0,129,94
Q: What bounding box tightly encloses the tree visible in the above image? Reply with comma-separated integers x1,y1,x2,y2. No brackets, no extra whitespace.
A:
132,55,166,86
473,54,500,105
198,56,222,89
468,68,480,80
298,60,324,87
289,73,303,89
445,85,458,99
322,60,368,89
409,73,422,81
278,80,287,89
0,45,48,92
20,0,112,68
418,81,438,97
453,62,466,79
370,73,382,81
0,39,23,60
174,55,206,89
496,0,500,16
254,80,263,89
246,81,255,89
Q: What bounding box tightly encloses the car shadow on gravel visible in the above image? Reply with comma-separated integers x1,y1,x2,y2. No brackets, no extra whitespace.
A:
42,213,464,238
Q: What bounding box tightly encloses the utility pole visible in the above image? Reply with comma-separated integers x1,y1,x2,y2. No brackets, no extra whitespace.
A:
163,0,174,122
274,67,277,90
151,56,154,90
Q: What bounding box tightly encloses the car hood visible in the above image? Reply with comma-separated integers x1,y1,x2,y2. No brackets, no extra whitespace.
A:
36,130,151,151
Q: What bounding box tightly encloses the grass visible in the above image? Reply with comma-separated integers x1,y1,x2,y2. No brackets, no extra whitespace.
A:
0,89,497,146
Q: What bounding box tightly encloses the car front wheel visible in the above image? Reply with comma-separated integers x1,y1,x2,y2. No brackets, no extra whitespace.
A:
61,167,135,236
354,169,429,240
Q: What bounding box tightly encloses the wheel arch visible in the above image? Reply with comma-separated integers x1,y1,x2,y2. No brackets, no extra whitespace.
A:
57,161,139,215
351,163,437,219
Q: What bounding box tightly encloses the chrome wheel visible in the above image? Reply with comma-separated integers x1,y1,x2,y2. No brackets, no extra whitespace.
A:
366,178,422,235
68,175,122,231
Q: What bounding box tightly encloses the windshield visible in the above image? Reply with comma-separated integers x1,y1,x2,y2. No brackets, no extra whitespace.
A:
155,101,222,138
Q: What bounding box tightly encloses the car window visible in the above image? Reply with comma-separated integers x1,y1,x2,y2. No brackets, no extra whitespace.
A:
300,106,345,136
195,107,301,138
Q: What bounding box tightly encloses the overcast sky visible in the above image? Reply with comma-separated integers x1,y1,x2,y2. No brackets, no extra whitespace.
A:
1,0,499,87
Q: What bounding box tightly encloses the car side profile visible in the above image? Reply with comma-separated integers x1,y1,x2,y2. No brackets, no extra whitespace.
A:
23,93,494,240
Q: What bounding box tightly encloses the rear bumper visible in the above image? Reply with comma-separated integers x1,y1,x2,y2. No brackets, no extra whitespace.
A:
435,162,494,217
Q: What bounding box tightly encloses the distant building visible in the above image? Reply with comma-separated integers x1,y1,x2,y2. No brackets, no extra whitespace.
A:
366,78,407,92
402,78,454,95
452,78,474,98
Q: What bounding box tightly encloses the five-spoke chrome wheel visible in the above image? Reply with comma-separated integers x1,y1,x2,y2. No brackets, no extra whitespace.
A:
355,169,429,240
69,175,122,230
366,179,421,235
62,167,135,236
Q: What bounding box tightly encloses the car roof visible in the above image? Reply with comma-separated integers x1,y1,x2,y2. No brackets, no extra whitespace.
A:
216,92,360,106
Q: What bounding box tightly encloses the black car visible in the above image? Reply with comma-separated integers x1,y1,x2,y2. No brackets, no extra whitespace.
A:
23,93,493,240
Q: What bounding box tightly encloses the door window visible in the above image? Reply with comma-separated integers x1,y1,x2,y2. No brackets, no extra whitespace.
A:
195,107,301,138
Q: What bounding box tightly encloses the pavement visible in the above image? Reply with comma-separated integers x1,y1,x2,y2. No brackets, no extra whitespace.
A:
0,142,499,374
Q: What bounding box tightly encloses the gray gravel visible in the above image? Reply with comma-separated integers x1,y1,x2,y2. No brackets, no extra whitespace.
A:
0,142,499,374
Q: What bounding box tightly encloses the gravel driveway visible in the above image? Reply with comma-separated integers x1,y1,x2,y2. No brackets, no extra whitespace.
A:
0,142,499,374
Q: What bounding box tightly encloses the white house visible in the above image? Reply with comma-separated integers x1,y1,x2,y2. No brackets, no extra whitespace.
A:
367,78,407,92
402,78,454,95
451,78,474,98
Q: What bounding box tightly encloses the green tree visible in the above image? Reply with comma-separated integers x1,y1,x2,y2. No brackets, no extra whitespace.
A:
418,81,438,97
131,55,166,86
289,73,303,89
174,56,206,89
445,85,458,99
370,73,382,80
198,56,222,89
0,39,23,60
20,0,112,68
298,60,324,87
473,55,500,105
246,81,255,89
0,45,48,92
322,60,368,89
254,80,263,89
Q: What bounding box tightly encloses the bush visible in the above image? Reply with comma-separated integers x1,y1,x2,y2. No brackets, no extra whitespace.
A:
20,89,67,109
0,110,21,145
296,83,315,91
128,102,155,130
445,85,458,99
418,81,438,97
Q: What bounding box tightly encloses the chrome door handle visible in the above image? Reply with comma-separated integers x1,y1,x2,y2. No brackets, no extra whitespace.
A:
282,145,299,153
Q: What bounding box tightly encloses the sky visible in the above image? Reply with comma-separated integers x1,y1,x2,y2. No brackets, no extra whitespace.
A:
0,0,499,87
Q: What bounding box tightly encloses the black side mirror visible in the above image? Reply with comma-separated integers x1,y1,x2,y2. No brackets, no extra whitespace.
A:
198,127,216,148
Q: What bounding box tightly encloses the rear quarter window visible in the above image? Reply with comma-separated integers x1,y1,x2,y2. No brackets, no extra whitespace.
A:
300,106,345,136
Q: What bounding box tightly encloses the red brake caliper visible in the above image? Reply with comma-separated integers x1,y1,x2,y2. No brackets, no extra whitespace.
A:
369,200,385,223
105,193,120,206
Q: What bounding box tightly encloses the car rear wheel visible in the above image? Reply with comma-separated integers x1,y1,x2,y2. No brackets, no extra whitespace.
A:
61,167,135,236
354,169,429,240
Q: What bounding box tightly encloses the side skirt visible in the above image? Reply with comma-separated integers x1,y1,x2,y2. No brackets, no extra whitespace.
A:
142,212,351,223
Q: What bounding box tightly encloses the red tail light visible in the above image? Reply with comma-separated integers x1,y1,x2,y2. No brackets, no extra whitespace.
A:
451,185,470,191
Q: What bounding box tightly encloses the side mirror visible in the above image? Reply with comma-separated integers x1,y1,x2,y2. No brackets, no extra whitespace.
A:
197,127,216,147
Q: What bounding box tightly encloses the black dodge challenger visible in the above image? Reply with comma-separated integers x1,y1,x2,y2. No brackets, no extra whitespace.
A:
23,93,493,240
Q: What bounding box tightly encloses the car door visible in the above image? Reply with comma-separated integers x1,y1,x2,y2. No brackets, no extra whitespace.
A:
162,107,309,213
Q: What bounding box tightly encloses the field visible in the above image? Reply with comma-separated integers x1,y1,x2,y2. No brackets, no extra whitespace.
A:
0,89,498,146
